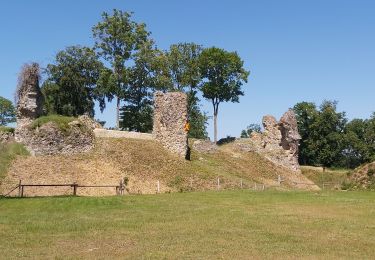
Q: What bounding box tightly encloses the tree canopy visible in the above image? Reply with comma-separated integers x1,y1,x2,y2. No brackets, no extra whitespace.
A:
199,47,249,142
92,9,151,129
0,96,16,126
42,46,105,117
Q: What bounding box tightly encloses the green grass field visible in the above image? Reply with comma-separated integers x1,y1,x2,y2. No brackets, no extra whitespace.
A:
1,191,374,259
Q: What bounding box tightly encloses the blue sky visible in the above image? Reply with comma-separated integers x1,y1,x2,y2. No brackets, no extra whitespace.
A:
0,0,374,139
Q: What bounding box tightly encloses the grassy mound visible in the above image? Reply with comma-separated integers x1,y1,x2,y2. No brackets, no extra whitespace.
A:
0,191,374,259
0,142,29,183
31,115,76,132
1,138,317,196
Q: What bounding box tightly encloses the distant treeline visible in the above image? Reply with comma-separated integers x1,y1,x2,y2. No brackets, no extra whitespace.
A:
294,101,374,169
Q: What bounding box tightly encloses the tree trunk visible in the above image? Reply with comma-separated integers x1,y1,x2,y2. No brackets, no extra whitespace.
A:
116,97,120,130
214,113,218,143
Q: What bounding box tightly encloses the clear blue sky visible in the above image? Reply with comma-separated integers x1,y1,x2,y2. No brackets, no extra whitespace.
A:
1,0,374,139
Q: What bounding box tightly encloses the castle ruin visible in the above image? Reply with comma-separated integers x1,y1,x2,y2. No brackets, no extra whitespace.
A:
153,91,188,159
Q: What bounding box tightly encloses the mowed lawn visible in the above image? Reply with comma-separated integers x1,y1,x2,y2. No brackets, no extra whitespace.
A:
0,191,374,259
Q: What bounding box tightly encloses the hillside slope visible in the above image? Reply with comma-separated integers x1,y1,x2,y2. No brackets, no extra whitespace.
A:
1,138,318,196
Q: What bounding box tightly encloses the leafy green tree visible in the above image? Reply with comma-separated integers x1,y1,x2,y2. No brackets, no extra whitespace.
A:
164,43,208,139
293,102,318,165
240,123,261,138
311,101,347,170
188,96,209,139
199,47,249,142
120,40,159,132
42,46,105,117
92,9,150,129
0,96,16,125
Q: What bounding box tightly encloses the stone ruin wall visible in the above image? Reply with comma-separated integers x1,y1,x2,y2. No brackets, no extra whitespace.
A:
14,63,95,155
15,63,44,131
153,91,188,159
249,110,301,172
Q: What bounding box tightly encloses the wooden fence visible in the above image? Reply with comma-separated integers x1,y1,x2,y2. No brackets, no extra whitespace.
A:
3,180,126,198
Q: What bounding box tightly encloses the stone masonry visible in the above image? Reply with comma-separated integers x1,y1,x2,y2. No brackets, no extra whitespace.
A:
15,63,44,130
249,110,301,171
153,91,188,159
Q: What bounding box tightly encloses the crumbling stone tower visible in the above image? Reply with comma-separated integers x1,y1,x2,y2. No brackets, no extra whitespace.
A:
153,91,188,159
15,63,44,128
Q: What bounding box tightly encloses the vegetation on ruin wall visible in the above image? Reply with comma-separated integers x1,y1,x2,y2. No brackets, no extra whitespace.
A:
0,191,374,259
0,142,29,182
30,115,76,132
0,126,14,133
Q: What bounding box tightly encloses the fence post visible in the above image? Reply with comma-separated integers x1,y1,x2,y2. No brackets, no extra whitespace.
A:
157,180,160,193
278,175,281,186
18,180,22,197
190,177,193,189
254,183,257,190
240,179,243,189
20,185,24,198
73,183,77,196
217,178,220,190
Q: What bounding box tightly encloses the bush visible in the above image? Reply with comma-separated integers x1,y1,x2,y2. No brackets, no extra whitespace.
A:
31,115,76,132
341,180,355,190
0,126,15,133
217,136,236,145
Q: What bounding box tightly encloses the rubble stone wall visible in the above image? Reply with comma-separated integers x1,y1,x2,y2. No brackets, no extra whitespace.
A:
16,116,95,156
249,110,301,171
153,91,188,158
0,131,14,143
15,63,44,130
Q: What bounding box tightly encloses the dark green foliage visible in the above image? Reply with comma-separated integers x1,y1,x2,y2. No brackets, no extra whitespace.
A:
188,96,209,139
120,40,160,132
164,43,208,139
0,96,16,126
92,9,151,129
240,124,261,138
199,47,249,142
0,126,14,133
217,136,236,145
42,46,105,117
294,100,375,169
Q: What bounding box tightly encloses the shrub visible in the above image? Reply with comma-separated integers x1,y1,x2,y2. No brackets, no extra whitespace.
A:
341,180,355,190
0,126,14,133
31,115,76,133
217,136,236,145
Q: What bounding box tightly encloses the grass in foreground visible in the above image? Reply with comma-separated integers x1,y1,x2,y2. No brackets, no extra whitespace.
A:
0,190,374,259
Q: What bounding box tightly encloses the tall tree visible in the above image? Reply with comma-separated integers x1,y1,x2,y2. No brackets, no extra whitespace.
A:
199,47,249,142
42,46,105,117
165,43,208,138
92,9,150,129
293,102,318,165
310,101,347,170
0,96,16,125
120,40,158,132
